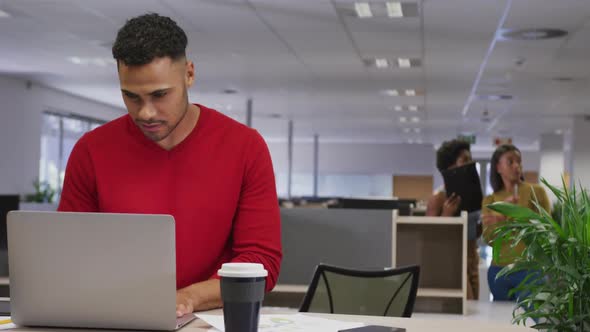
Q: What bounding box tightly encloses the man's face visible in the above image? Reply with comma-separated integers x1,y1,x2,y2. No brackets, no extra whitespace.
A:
118,57,195,144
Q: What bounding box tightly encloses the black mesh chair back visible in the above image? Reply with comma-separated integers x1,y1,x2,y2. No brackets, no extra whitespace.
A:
299,264,420,317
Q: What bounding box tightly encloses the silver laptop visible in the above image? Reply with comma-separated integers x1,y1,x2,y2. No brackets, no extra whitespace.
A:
7,211,196,330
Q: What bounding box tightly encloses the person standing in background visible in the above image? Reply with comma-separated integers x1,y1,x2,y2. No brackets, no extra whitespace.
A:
482,144,550,301
426,139,480,300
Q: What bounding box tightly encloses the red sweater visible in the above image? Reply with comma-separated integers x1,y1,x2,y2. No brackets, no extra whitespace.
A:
58,105,282,291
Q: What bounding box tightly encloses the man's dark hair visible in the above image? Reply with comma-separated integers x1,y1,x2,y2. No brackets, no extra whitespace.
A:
436,139,471,172
112,13,187,66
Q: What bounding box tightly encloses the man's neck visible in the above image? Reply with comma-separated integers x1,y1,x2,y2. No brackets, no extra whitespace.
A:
159,104,200,151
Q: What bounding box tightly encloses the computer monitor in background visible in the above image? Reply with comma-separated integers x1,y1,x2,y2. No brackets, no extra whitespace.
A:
0,195,19,276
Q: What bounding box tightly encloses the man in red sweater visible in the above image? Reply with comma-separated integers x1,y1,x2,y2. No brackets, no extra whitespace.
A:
58,13,282,316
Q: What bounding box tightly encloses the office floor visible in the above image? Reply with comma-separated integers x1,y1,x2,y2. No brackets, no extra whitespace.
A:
410,264,534,328
413,301,520,324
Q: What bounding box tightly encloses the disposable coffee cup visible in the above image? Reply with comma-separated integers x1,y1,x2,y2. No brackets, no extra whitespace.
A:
218,263,267,332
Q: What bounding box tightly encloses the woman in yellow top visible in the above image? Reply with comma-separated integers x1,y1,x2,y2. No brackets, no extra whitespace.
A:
482,144,550,301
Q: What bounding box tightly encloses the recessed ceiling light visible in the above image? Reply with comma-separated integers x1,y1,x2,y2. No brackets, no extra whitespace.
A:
0,9,11,18
403,128,410,133
386,2,403,17
501,28,568,41
414,128,421,133
338,2,418,19
397,58,411,68
405,89,416,96
67,56,115,67
375,58,389,68
478,94,512,101
399,116,407,123
393,105,403,112
354,2,373,18
366,57,420,69
408,105,418,112
411,116,420,123
68,56,82,65
552,77,574,82
223,88,239,94
384,89,399,96
555,129,563,135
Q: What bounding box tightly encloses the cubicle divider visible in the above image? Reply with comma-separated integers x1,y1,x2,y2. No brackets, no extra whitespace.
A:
267,208,467,315
265,208,394,308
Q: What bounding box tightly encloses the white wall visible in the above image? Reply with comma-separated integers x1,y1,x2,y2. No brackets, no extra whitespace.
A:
471,149,541,173
0,76,123,195
267,141,439,196
564,129,573,176
572,115,590,190
268,141,436,175
539,134,565,202
266,141,544,197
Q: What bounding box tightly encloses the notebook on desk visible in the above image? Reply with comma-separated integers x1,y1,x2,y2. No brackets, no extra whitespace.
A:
7,211,196,331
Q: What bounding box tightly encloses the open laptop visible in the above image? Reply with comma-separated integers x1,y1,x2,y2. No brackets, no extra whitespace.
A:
7,211,196,330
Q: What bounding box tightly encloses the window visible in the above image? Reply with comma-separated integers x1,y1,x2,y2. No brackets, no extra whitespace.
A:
275,172,392,198
39,112,106,198
318,174,392,197
275,172,313,197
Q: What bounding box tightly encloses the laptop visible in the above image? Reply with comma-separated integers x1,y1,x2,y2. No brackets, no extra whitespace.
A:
7,211,196,330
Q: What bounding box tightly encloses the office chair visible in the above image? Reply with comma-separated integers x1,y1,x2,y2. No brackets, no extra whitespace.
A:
299,264,420,317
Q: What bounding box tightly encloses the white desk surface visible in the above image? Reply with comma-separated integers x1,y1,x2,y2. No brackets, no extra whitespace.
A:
3,301,534,332
184,301,534,331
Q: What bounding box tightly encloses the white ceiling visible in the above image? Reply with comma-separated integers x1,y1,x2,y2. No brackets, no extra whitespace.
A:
0,0,588,149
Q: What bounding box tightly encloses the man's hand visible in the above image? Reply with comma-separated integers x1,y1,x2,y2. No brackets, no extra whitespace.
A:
176,288,195,317
441,193,461,217
175,279,223,317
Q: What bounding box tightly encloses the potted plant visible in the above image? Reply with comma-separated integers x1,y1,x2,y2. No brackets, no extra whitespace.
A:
487,179,590,331
20,179,58,211
24,178,55,203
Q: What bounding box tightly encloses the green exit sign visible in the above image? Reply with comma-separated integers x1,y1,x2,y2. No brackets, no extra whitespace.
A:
458,134,476,144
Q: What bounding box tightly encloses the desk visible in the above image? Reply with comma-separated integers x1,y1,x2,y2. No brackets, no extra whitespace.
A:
186,308,534,331
2,302,533,332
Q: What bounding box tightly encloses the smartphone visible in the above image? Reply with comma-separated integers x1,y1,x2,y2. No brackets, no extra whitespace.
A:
338,326,406,332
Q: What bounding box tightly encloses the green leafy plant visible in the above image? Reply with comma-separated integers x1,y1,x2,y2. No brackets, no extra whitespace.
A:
487,178,590,331
24,178,55,203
